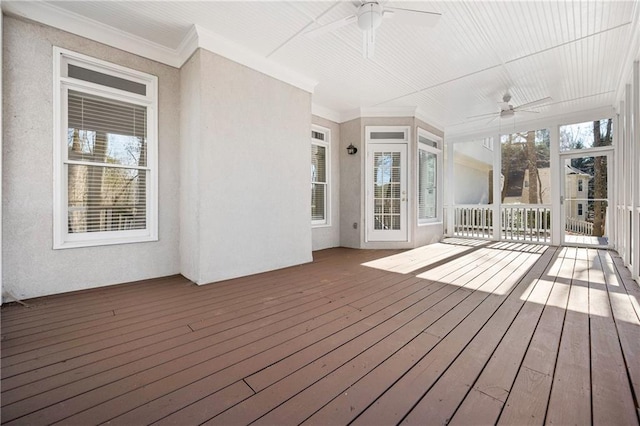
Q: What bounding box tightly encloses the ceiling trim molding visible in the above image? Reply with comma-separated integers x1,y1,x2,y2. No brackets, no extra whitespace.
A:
2,1,183,67
2,2,318,93
338,106,444,130
414,108,444,134
176,25,199,66
312,104,342,123
194,25,317,93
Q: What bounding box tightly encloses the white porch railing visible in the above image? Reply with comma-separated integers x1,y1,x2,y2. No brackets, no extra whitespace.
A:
450,204,551,243
451,205,494,239
565,216,594,235
502,205,551,243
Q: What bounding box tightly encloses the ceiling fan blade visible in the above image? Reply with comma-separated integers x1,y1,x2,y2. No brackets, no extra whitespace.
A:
363,29,376,58
487,115,500,125
466,111,500,119
517,110,541,114
305,14,357,38
514,97,553,110
383,6,441,27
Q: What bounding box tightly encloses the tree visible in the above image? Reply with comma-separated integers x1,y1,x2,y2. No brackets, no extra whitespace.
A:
592,119,611,237
526,130,538,203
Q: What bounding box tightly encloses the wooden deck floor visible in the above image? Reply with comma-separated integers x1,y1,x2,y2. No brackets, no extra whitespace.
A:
2,239,639,425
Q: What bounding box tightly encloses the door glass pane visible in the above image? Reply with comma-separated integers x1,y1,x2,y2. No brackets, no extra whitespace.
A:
564,155,608,246
373,152,401,231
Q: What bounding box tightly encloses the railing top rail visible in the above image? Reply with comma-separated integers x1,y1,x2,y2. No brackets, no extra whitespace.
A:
449,204,494,209
501,204,552,209
449,204,552,209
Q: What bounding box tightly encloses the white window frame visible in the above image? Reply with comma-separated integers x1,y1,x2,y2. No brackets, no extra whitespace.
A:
417,128,443,225
53,47,158,249
311,125,330,227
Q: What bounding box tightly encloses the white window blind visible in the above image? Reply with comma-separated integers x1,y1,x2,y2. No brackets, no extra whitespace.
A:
311,127,330,226
311,143,327,223
418,129,442,223
54,47,158,249
67,91,148,233
418,149,437,220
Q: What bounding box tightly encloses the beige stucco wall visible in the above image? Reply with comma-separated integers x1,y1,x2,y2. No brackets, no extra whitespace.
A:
181,48,313,284
339,118,362,248
311,115,340,251
2,16,181,300
179,50,202,282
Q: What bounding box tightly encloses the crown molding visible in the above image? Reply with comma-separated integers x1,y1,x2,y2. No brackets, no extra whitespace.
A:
2,1,182,67
3,2,318,93
193,25,317,93
176,25,199,66
311,104,342,123
337,105,444,130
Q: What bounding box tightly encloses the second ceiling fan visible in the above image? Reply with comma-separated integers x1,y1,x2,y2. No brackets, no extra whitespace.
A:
305,1,441,58
467,93,554,123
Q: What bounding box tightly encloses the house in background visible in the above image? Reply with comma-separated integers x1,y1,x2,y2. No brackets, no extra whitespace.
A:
564,164,592,222
1,1,639,303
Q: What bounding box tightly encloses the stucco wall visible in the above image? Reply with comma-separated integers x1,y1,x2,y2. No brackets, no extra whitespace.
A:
183,48,312,284
339,118,362,248
179,51,201,283
311,115,340,251
2,17,181,300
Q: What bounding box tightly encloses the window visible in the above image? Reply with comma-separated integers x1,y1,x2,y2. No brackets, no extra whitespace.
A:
578,203,583,216
559,119,613,152
578,179,583,191
418,128,442,223
311,127,330,226
53,47,158,248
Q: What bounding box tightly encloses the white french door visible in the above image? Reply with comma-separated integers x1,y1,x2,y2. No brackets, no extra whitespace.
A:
366,143,408,241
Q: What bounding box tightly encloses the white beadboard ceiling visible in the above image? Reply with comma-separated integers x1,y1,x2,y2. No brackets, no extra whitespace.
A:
7,0,640,135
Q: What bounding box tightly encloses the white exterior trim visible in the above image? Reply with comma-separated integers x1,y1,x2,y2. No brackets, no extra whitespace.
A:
339,106,444,131
193,25,317,94
311,104,341,124
53,47,159,249
416,128,443,225
311,125,331,227
3,1,180,67
3,3,318,94
365,126,411,243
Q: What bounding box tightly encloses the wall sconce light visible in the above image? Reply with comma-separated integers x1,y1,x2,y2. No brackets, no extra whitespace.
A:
346,144,358,155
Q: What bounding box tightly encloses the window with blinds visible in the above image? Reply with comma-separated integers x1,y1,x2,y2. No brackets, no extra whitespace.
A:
311,128,330,226
417,129,442,224
54,48,158,249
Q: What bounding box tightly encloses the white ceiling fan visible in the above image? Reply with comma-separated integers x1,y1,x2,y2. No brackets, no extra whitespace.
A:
305,1,441,58
467,93,553,123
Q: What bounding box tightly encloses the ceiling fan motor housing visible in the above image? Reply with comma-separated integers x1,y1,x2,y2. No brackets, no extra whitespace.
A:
357,2,383,31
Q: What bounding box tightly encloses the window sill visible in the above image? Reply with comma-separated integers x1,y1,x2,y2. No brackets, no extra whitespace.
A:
54,234,158,250
418,221,443,227
312,223,331,229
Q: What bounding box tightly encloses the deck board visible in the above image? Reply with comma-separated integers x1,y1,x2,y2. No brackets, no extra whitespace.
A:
2,242,638,426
